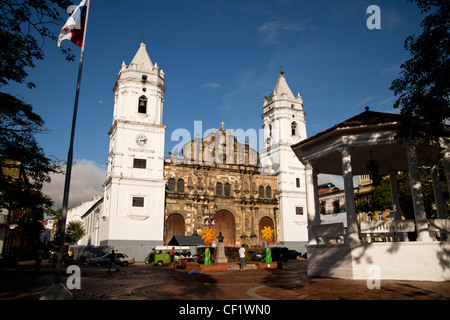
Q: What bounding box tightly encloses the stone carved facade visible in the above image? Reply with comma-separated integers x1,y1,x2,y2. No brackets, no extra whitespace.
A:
164,127,279,247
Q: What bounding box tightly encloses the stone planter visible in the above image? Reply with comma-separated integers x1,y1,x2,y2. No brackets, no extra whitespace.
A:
200,263,229,272
257,262,277,269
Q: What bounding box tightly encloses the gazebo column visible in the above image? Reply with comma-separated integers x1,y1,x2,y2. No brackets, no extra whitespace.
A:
389,172,407,241
443,151,450,198
339,148,359,244
431,165,447,219
305,161,320,244
406,144,432,242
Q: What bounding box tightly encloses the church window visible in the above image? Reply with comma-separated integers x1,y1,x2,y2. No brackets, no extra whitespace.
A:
177,179,185,193
266,186,272,199
133,158,146,169
138,95,147,114
224,183,231,197
259,186,265,199
291,122,297,136
216,182,223,196
296,207,304,215
132,197,144,207
142,75,147,80
296,178,300,188
167,178,175,192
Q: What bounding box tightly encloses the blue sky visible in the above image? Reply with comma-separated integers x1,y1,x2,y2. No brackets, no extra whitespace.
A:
5,0,425,208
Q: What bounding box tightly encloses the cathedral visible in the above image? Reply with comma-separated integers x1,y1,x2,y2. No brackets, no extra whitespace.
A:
69,43,310,253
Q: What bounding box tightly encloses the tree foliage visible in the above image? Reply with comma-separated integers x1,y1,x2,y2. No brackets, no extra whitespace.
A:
390,0,449,142
0,1,72,214
65,220,85,245
0,0,74,89
0,93,59,216
370,169,449,219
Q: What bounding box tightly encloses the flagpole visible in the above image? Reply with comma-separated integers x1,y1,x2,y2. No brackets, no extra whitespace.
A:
55,0,91,286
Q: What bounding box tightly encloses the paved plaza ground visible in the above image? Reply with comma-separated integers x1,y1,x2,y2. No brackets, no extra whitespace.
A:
1,260,449,301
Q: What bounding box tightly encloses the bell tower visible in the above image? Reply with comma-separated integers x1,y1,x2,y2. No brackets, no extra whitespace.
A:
260,72,309,252
101,43,166,246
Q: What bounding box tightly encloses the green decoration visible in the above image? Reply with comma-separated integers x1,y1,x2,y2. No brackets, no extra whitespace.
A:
204,247,211,265
265,247,272,263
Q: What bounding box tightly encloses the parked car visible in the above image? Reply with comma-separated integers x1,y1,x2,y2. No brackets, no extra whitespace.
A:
48,248,59,262
271,247,290,262
289,250,302,260
250,250,265,261
89,252,135,267
251,247,291,262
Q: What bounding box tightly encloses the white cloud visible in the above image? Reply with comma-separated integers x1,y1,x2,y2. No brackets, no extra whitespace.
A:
201,82,222,89
384,12,401,30
352,96,375,109
379,95,396,106
43,159,106,209
258,18,317,45
379,63,402,78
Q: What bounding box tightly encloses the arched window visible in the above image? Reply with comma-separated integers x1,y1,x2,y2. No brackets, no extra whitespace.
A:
216,182,223,196
167,178,175,192
177,179,185,193
291,122,297,136
224,183,231,197
296,178,300,188
266,186,272,199
259,186,265,198
138,95,147,114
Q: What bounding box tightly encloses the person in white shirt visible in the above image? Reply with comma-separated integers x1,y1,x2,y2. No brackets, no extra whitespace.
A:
239,245,246,271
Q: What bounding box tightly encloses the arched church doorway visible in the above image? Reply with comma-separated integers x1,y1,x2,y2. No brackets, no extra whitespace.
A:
165,213,185,244
214,210,236,247
259,216,274,246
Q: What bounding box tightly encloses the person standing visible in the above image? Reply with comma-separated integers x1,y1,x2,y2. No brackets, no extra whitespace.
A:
169,247,175,264
108,249,120,272
34,244,45,275
239,245,246,271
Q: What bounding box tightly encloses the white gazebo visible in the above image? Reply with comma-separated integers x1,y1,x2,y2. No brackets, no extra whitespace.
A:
292,107,450,281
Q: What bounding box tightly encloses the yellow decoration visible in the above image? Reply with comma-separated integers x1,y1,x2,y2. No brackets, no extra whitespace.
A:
261,226,274,243
202,227,215,246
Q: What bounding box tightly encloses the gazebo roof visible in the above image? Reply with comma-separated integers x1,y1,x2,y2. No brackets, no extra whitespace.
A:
291,107,447,175
292,107,402,149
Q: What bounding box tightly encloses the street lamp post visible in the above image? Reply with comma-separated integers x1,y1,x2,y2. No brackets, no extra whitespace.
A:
202,204,218,228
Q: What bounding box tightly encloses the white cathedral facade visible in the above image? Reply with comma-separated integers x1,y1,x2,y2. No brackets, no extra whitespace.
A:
67,43,311,254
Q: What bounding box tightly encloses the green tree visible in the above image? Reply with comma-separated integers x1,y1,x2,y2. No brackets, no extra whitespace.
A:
371,169,449,219
390,0,449,142
0,1,72,213
0,94,59,213
0,0,74,89
0,1,74,251
371,177,393,211
65,220,85,245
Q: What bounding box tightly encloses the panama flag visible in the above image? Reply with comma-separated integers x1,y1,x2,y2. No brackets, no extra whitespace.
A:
57,0,87,47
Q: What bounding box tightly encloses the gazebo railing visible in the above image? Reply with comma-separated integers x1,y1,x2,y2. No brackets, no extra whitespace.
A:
311,222,346,244
428,219,450,241
360,220,415,243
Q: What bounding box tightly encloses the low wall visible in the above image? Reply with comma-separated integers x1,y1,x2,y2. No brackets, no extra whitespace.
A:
70,245,154,263
307,241,450,281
